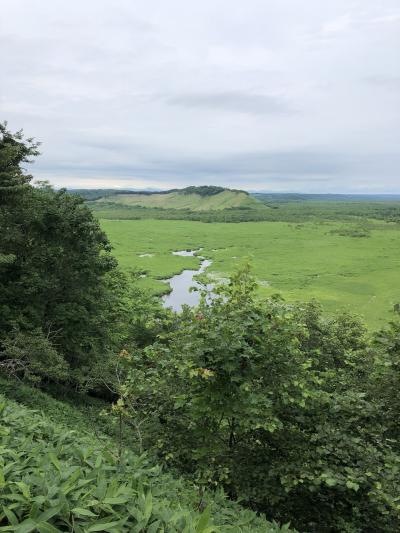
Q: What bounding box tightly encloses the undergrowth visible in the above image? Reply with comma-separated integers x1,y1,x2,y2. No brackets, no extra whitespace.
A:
0,388,293,532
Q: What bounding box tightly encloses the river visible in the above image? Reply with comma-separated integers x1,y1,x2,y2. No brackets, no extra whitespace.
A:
162,250,212,312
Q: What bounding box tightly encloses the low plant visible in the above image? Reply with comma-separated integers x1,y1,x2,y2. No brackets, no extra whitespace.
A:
0,394,292,532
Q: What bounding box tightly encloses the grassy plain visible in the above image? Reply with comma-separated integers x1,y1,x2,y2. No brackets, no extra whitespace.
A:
101,217,400,329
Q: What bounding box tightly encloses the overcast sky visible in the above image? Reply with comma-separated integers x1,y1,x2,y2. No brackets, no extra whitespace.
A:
1,0,399,192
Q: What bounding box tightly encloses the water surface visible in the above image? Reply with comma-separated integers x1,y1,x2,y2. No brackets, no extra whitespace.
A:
162,251,212,312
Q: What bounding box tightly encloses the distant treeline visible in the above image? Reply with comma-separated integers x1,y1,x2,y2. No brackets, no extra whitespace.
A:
91,202,271,222
91,199,400,224
253,192,400,203
68,188,135,201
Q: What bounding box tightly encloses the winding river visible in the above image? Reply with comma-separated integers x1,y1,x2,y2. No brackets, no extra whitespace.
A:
162,250,212,312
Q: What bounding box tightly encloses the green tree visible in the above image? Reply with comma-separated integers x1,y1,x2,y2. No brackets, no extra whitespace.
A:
0,123,118,382
122,265,400,532
372,315,400,444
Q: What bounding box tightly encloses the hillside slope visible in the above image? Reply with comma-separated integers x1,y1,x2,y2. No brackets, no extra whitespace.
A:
0,380,292,532
95,187,263,212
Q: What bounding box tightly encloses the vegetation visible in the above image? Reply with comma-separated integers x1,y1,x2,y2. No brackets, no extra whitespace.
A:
2,124,400,532
115,266,400,532
69,189,135,201
88,191,400,224
0,392,288,532
0,123,167,388
91,203,271,223
100,218,400,328
93,189,261,212
253,196,400,224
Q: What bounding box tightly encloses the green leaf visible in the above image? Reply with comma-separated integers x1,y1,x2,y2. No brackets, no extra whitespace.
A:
103,496,130,505
38,506,63,522
15,519,38,533
37,523,64,533
48,452,61,472
196,506,213,533
346,480,360,491
144,491,153,522
71,508,98,518
2,507,18,526
0,469,5,489
325,478,337,487
87,520,123,532
15,482,30,499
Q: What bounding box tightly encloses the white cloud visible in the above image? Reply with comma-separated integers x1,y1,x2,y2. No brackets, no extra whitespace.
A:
0,0,399,192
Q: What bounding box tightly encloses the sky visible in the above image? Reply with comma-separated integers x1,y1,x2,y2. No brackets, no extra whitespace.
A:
1,0,399,193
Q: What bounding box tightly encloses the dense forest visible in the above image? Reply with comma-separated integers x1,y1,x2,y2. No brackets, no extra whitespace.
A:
1,124,400,532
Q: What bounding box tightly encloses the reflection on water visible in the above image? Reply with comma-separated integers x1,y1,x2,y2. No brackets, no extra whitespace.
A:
162,251,212,312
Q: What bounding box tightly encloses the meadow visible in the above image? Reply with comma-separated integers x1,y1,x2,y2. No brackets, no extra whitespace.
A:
101,217,400,329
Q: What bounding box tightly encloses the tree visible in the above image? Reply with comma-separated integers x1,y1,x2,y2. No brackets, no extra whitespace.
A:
0,121,40,204
0,123,119,383
372,315,400,444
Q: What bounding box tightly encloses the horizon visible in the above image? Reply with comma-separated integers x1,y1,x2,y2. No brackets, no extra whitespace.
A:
62,184,400,196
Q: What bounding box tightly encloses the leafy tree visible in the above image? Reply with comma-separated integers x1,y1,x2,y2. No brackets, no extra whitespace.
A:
0,123,119,382
0,121,40,205
372,315,400,444
121,265,400,532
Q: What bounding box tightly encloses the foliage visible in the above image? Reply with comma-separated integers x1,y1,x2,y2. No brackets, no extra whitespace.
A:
69,189,135,201
0,376,121,444
120,266,400,532
0,121,40,204
178,186,246,197
253,194,400,223
0,394,291,532
0,123,138,384
372,316,400,445
0,328,68,382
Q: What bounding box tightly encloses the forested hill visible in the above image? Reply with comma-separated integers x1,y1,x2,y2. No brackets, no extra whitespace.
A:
69,185,270,221
91,185,261,211
71,185,247,201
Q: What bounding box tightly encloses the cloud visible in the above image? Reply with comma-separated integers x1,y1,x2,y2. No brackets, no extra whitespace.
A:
33,146,400,194
1,0,399,192
166,92,293,115
364,76,400,90
320,14,353,37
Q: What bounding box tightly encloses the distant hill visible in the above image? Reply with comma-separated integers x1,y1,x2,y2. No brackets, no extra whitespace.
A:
93,185,263,212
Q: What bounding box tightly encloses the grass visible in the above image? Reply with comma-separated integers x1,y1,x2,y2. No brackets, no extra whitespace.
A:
95,190,262,211
100,218,400,329
0,380,292,532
